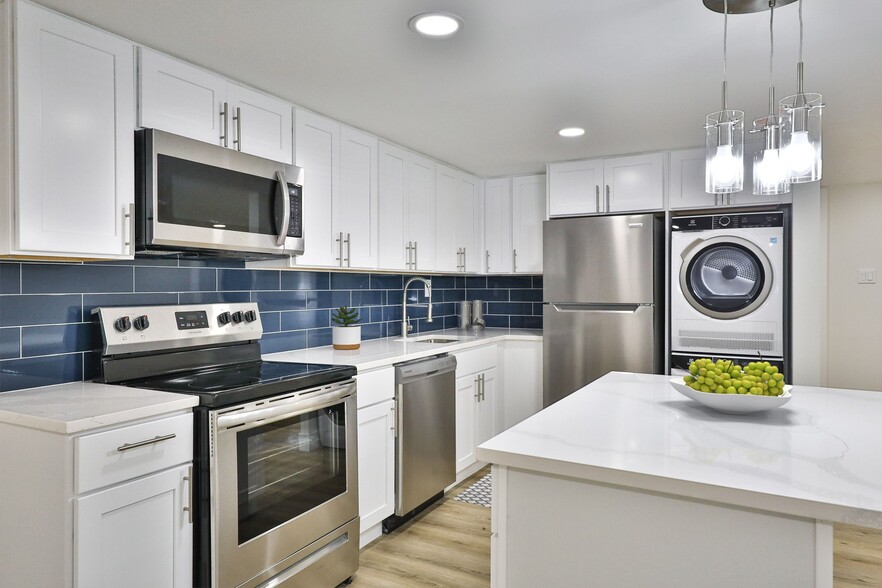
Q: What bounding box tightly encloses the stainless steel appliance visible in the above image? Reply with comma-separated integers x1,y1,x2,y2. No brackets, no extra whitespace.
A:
135,129,304,260
383,354,457,532
94,303,358,588
543,214,664,407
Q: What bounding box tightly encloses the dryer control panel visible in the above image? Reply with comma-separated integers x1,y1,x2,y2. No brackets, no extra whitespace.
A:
672,211,784,231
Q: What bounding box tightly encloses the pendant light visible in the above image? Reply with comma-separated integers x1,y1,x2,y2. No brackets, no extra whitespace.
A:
750,1,790,196
779,0,824,183
705,0,745,194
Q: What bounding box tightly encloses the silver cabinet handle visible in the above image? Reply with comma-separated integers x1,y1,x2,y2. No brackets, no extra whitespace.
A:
456,248,461,272
605,185,611,212
122,203,134,256
474,375,481,401
233,106,242,151
183,465,193,524
462,247,467,272
513,249,518,273
335,232,343,266
486,250,490,273
274,171,290,246
390,406,396,433
595,185,600,212
117,433,176,452
405,242,412,269
220,102,229,147
414,241,418,269
345,233,351,267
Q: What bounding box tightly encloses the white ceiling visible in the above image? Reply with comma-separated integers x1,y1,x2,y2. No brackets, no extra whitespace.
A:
33,0,882,185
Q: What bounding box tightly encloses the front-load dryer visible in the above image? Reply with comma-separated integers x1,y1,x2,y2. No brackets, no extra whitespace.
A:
670,210,787,366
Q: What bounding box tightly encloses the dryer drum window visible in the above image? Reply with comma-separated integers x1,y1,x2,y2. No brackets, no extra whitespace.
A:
683,241,771,317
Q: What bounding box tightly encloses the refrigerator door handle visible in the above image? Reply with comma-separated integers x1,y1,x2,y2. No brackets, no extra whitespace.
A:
551,303,644,313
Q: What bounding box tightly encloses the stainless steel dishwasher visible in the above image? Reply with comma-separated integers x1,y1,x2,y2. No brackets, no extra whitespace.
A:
382,353,457,533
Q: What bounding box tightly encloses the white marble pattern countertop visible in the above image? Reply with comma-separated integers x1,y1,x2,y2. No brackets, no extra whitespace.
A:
0,381,199,435
477,371,882,529
263,328,542,371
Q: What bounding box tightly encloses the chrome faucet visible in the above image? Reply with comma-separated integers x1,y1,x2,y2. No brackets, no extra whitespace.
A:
402,277,432,337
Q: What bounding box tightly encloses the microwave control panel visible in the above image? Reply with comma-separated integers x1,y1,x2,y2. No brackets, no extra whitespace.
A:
288,184,302,238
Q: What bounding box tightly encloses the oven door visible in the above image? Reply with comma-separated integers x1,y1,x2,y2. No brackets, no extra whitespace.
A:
137,128,304,258
210,380,357,588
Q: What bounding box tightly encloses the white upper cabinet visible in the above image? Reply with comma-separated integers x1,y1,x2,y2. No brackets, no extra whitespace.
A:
138,48,292,164
5,1,136,259
483,178,513,274
436,164,481,273
339,126,379,269
548,159,603,217
292,108,339,267
548,153,664,217
511,174,545,273
377,141,435,272
669,144,791,210
604,152,665,213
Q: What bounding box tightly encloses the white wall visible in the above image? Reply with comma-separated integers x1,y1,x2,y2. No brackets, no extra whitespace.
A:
791,183,826,387
825,182,882,391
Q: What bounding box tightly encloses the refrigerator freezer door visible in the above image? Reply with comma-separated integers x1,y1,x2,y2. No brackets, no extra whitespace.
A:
543,214,657,304
543,303,658,406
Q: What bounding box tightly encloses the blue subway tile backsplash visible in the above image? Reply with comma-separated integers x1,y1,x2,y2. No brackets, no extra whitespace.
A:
0,259,541,393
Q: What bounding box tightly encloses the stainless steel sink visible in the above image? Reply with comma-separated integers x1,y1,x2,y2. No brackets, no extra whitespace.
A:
414,338,459,344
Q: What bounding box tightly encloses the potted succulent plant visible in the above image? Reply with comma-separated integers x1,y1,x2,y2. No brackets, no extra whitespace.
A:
331,306,361,350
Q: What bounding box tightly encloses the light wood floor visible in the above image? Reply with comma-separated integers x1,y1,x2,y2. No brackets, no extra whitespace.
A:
351,469,882,587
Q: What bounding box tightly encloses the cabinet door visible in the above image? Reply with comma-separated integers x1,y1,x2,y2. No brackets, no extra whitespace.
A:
457,172,482,273
604,152,665,213
227,83,293,164
15,2,135,258
669,148,717,210
338,126,379,269
405,152,435,271
484,178,513,273
502,340,543,429
357,400,395,531
474,368,498,448
434,164,459,272
139,48,226,146
75,464,192,588
548,159,603,217
455,374,478,473
377,142,408,270
293,109,339,267
511,175,545,273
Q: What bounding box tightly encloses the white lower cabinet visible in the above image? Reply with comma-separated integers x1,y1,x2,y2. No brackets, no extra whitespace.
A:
355,367,395,547
501,339,543,429
76,464,192,588
0,409,194,587
454,345,499,474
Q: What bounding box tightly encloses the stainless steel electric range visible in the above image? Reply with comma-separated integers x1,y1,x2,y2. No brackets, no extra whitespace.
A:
94,303,359,588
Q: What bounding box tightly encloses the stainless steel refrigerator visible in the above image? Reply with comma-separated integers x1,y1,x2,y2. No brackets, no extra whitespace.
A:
543,213,664,407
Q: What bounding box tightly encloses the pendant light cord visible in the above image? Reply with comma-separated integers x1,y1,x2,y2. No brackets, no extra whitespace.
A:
768,1,776,113
799,0,804,64
720,0,729,115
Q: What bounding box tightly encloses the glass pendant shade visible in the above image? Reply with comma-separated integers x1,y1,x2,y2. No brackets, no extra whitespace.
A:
752,115,790,195
705,110,744,193
779,91,823,182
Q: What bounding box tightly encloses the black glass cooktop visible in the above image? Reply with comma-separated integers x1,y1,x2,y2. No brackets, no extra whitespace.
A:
126,360,356,408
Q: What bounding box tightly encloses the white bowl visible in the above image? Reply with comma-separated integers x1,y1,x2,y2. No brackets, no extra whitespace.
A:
669,377,792,414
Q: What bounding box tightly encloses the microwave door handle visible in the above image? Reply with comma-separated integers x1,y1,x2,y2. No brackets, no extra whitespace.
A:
275,170,291,246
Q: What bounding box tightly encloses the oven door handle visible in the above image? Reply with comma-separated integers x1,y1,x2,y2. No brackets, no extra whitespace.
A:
216,381,355,431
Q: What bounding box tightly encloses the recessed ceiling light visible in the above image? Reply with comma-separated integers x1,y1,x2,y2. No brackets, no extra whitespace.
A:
558,127,585,138
409,12,463,38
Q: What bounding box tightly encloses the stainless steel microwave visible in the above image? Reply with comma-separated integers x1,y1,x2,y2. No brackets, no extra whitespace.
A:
135,129,304,260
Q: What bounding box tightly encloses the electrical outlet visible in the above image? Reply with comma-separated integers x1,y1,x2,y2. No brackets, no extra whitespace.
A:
858,269,877,284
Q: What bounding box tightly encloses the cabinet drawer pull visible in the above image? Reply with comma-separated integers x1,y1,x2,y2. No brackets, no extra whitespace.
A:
345,233,351,267
183,465,193,524
595,185,600,212
605,185,611,212
220,102,229,147
233,106,242,151
116,433,177,452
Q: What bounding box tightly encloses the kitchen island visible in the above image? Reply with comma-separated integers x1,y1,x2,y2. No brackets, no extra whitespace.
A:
476,372,882,588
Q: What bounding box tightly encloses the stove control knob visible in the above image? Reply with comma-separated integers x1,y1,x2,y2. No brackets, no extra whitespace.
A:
217,312,232,326
133,315,150,331
114,316,132,333
231,311,244,324
244,310,257,323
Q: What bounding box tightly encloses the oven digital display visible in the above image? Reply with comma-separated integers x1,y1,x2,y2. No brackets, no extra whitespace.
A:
175,310,209,330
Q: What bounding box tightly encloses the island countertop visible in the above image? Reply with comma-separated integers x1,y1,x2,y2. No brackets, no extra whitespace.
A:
477,371,882,529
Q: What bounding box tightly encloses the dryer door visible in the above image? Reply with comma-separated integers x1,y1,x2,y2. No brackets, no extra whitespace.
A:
679,236,772,320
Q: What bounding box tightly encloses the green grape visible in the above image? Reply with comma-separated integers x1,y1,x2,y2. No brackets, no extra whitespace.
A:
737,387,747,394
691,383,702,391
761,372,771,381
699,367,708,376
701,385,710,392
772,373,784,382
689,364,699,375
726,386,736,394
697,375,705,384
684,375,696,384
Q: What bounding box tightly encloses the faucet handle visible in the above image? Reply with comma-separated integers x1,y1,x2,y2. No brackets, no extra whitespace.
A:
406,317,413,333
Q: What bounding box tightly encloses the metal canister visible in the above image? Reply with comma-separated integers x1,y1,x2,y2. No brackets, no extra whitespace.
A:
458,301,471,330
471,300,485,330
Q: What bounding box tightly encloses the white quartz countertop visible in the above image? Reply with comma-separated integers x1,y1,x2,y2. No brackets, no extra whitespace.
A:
263,328,542,371
0,381,199,434
477,371,882,529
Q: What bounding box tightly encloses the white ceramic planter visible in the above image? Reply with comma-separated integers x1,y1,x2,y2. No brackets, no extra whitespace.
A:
332,325,361,350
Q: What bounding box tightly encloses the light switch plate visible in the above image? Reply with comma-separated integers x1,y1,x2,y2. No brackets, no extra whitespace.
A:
858,269,877,284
